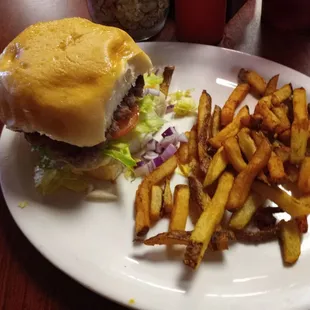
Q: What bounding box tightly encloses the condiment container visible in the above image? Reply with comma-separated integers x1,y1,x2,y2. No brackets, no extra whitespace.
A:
87,0,170,41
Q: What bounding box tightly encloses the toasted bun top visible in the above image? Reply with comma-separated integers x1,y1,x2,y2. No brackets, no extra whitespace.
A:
0,18,152,147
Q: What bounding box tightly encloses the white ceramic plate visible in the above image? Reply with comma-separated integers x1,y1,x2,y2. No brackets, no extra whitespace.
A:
1,42,310,310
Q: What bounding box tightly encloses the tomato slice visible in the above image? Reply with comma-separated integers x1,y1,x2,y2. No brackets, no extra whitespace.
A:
110,105,139,140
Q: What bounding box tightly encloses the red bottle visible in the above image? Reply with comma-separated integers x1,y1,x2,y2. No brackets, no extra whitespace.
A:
175,0,227,45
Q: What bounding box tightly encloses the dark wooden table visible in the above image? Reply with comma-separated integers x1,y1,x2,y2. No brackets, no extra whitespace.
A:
1,0,310,309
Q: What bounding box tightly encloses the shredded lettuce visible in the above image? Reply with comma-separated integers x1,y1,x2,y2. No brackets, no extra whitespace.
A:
103,142,136,169
135,94,166,134
35,166,89,195
143,72,163,88
169,89,197,116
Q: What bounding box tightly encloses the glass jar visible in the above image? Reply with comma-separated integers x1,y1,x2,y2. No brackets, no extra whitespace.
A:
87,0,170,41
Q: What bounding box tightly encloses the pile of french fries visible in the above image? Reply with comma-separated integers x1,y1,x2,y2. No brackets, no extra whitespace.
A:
135,68,310,270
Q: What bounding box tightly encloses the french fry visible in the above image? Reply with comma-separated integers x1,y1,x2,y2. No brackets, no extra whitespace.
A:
237,128,269,183
229,191,265,230
169,185,190,231
252,181,310,217
203,146,228,187
197,91,212,173
295,216,308,234
209,105,249,149
221,83,250,126
264,74,279,96
144,230,190,246
197,90,212,138
279,220,301,264
234,227,279,243
189,176,211,214
188,125,198,162
135,180,152,237
255,97,281,132
160,66,175,97
176,132,190,164
271,83,293,106
238,68,266,96
144,229,235,250
238,128,257,160
268,151,287,183
279,129,291,145
290,88,309,164
211,105,221,138
184,172,234,269
150,185,163,221
163,178,173,214
298,157,310,194
223,136,247,172
251,131,286,183
271,104,291,133
227,138,271,210
240,114,263,130
273,144,290,163
135,156,178,236
285,163,300,183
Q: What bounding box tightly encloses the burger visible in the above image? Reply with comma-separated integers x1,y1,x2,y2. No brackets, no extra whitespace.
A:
0,18,171,195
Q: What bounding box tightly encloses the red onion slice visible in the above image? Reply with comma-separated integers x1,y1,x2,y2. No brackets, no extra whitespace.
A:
166,104,175,113
143,151,159,160
162,126,177,138
178,133,188,143
152,156,164,168
146,139,158,152
160,144,178,161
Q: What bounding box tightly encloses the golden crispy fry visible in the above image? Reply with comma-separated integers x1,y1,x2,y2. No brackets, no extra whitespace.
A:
144,229,235,251
211,105,221,138
268,152,287,183
251,131,285,182
197,91,212,173
285,164,300,183
169,185,190,231
238,128,257,160
203,146,228,187
279,220,301,264
229,191,265,230
135,180,151,237
271,104,291,133
238,68,266,96
295,216,308,234
184,172,234,269
189,176,211,214
234,227,279,243
273,144,290,163
227,139,272,210
176,132,190,165
209,105,249,149
279,129,291,145
298,157,310,194
160,66,175,97
240,114,263,130
144,230,190,246
223,136,247,172
221,83,250,126
264,74,279,96
255,98,281,132
271,83,293,106
238,128,269,183
150,185,163,221
163,179,173,214
135,156,178,236
197,90,212,138
290,88,309,164
252,181,310,217
188,125,198,162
